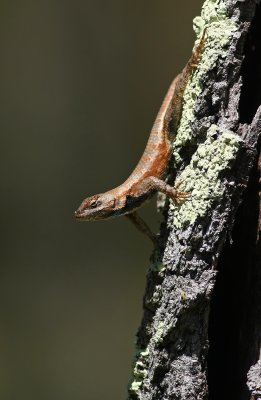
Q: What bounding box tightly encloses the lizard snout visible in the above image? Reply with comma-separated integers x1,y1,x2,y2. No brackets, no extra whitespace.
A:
74,208,83,218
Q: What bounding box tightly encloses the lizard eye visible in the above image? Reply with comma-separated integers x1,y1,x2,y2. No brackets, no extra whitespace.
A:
90,199,102,208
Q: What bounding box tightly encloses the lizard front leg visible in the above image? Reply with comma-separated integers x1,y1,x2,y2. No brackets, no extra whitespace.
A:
134,176,189,204
126,177,188,242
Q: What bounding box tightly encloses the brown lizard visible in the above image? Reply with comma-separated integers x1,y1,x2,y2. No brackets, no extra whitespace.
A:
74,28,207,242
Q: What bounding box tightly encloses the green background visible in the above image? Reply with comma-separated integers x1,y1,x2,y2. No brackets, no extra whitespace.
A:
1,1,203,399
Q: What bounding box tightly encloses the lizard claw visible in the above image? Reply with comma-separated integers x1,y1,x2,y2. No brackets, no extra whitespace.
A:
170,181,190,204
171,190,190,204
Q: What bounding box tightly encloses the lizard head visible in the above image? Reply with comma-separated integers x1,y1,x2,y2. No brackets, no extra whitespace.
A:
74,192,118,221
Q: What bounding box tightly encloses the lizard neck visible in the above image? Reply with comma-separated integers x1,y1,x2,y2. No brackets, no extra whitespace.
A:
108,182,151,217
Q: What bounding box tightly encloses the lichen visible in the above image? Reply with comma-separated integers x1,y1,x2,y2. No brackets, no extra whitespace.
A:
153,320,171,344
129,347,150,393
173,0,237,165
171,126,242,228
181,291,187,301
151,285,162,305
169,0,241,228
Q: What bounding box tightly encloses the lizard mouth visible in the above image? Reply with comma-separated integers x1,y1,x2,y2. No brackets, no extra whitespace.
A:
74,208,103,221
74,209,87,220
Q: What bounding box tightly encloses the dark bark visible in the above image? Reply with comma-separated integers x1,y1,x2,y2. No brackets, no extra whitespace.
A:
128,1,261,399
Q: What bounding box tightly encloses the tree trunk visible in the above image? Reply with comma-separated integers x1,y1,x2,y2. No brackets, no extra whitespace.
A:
128,0,261,399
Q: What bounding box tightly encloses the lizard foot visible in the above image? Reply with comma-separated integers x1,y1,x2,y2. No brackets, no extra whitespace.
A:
170,190,190,204
170,181,190,204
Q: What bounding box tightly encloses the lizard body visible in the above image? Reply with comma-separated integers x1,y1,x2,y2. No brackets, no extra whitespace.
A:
75,29,206,240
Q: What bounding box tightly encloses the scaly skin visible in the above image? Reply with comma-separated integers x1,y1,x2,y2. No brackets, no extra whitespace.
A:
75,28,207,240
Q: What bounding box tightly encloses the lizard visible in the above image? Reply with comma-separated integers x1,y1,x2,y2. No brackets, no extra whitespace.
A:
74,28,207,243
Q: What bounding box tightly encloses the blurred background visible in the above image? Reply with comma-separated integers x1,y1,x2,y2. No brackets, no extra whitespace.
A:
0,1,203,399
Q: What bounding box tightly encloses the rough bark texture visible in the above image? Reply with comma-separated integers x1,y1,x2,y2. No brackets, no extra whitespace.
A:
128,1,261,399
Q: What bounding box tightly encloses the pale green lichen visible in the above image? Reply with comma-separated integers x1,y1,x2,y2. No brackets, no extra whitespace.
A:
173,0,237,165
194,0,229,30
151,285,162,305
181,291,187,301
154,321,169,344
171,126,242,228
129,321,171,392
170,0,241,228
130,380,142,392
129,347,150,393
140,348,150,357
133,361,148,380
